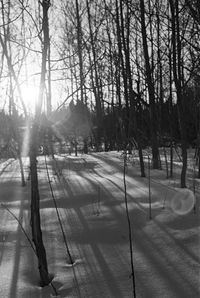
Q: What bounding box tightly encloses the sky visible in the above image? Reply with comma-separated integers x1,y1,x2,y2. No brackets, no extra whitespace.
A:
0,0,70,116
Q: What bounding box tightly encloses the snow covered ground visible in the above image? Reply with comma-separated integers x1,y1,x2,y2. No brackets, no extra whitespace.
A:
0,151,199,297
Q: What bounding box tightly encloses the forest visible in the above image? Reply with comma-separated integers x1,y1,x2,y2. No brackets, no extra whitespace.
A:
0,1,199,297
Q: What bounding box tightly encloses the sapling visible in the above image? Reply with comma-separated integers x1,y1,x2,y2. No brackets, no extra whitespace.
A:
162,180,174,209
123,151,137,298
93,182,101,216
97,183,101,215
68,158,71,178
192,157,196,213
147,154,152,220
162,188,168,209
163,146,169,178
44,155,74,265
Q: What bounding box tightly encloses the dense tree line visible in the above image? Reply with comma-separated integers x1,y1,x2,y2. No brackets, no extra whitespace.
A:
0,0,199,177
0,0,199,183
59,0,200,183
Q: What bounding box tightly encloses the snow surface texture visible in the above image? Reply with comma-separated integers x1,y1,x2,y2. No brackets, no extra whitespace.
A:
0,151,199,298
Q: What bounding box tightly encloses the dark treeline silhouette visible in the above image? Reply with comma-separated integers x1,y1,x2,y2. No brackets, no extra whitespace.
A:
59,0,200,185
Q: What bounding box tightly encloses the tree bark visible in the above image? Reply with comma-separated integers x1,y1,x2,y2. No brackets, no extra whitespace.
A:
29,0,51,285
86,0,103,150
169,0,187,187
30,124,50,286
140,0,160,169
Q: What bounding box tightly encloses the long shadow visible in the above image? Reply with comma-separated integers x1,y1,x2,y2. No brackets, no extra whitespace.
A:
9,190,25,298
43,155,200,298
74,207,125,297
0,212,9,266
48,156,97,175
91,152,126,173
90,153,186,199
59,161,199,298
38,156,200,268
90,170,198,296
85,169,200,265
83,169,160,220
37,155,200,297
77,167,200,296
87,154,171,201
58,174,125,297
135,227,199,298
0,181,30,203
153,217,200,265
166,212,200,231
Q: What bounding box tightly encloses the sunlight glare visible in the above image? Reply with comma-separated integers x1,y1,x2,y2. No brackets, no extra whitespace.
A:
21,85,38,114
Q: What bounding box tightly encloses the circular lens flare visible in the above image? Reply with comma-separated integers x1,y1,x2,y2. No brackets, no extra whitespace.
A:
171,189,195,215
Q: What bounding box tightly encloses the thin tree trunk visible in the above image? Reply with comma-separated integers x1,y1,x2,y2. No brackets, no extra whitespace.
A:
30,124,50,286
86,0,102,150
169,0,187,187
115,0,129,140
140,0,160,169
29,0,51,285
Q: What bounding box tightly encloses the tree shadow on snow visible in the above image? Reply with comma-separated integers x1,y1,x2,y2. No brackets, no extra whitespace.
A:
48,157,97,173
166,211,200,230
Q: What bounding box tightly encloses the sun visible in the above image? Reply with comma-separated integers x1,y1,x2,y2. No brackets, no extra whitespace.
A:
21,85,38,115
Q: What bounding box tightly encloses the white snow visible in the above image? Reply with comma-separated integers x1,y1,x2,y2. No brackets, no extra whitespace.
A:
0,151,199,297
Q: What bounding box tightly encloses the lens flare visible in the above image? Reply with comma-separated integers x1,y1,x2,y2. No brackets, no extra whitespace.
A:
170,189,195,215
21,124,30,157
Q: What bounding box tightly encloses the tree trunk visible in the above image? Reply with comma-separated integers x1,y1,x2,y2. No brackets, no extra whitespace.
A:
140,0,160,169
30,123,50,286
29,0,51,285
138,145,146,177
115,0,129,140
86,0,103,150
169,0,187,187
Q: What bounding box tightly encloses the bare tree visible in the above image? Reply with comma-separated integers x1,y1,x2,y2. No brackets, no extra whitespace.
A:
139,0,160,169
169,0,188,187
29,0,51,286
0,0,27,186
